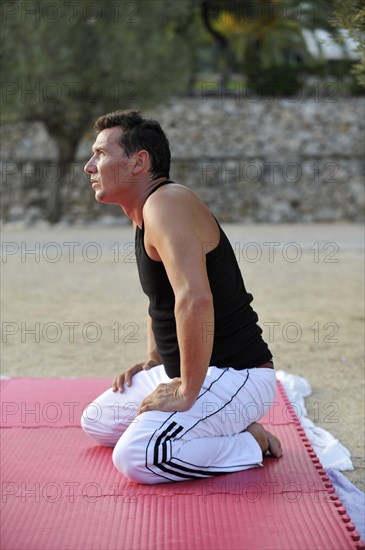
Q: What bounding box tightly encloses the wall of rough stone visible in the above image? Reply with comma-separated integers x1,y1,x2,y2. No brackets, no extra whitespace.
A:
1,97,363,224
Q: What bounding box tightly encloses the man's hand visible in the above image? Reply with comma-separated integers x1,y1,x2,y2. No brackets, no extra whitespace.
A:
137,378,195,415
112,359,160,393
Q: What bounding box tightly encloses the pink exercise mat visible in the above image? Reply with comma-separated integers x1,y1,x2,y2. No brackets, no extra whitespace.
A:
1,377,363,550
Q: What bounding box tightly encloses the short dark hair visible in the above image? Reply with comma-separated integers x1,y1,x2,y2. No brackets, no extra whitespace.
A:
94,110,171,180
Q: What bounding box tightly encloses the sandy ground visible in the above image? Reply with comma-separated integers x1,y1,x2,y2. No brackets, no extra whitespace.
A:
1,222,364,491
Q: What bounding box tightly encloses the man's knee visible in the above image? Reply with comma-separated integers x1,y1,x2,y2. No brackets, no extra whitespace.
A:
80,403,118,447
112,431,154,484
80,408,97,437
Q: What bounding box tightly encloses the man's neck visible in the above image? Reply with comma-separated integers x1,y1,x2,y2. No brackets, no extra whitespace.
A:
120,175,169,228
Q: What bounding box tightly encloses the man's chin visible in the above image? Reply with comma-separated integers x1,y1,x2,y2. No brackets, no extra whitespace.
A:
95,190,106,202
95,190,119,206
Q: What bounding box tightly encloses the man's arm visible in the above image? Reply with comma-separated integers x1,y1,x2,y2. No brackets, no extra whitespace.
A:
147,313,162,363
137,189,215,413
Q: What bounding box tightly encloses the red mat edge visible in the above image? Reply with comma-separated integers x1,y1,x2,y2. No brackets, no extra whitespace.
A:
275,380,364,548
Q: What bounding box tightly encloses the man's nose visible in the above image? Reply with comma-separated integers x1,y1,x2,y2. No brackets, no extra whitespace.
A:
84,158,96,174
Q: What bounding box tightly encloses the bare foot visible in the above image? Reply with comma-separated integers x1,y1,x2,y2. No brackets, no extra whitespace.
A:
246,422,283,458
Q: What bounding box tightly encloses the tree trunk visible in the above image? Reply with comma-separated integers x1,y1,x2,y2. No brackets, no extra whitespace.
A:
46,136,79,224
201,1,236,91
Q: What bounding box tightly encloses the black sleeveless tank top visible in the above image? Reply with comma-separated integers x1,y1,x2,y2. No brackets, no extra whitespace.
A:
135,180,272,378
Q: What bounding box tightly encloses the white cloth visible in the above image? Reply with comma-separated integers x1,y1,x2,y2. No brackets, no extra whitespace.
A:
81,365,276,484
276,370,354,470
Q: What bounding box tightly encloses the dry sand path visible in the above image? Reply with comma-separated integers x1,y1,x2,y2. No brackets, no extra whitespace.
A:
1,222,364,490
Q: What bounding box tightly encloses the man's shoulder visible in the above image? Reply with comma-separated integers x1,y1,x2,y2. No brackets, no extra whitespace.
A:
144,183,204,216
147,182,194,200
143,182,220,252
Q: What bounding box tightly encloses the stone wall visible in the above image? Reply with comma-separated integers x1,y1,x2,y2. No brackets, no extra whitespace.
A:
1,97,364,224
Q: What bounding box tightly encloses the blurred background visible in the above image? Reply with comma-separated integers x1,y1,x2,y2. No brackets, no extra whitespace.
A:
0,0,364,226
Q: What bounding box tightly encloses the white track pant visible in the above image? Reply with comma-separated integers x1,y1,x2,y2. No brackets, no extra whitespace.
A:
81,365,276,485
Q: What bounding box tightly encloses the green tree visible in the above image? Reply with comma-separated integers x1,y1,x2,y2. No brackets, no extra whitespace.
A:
1,0,191,223
198,0,339,93
332,0,365,87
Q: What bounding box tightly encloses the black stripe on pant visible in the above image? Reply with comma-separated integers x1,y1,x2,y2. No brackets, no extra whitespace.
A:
145,369,252,481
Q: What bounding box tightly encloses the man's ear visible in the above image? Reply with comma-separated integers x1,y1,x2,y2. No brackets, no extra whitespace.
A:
131,150,150,175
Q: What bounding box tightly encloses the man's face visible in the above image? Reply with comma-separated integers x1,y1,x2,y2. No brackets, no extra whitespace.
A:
84,127,135,204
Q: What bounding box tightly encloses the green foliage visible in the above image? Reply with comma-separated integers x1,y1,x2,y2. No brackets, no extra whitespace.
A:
332,0,365,87
197,0,340,94
1,0,192,147
0,0,193,222
214,2,310,67
243,64,303,96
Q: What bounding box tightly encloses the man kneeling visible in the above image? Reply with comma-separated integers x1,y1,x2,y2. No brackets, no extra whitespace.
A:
81,110,282,484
